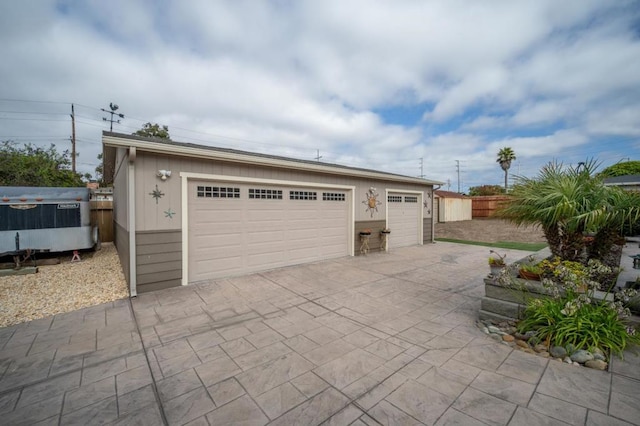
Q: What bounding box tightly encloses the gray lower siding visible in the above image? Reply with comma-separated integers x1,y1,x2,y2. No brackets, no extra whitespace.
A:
114,222,130,289
136,229,182,293
423,217,433,243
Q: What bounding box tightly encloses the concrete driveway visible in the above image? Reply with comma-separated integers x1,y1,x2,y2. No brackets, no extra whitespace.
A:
1,242,639,425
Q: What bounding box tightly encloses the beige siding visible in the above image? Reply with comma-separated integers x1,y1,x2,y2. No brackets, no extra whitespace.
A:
136,229,182,293
134,153,433,232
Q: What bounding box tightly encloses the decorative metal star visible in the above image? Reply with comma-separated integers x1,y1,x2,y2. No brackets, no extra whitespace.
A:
164,208,175,219
150,185,164,204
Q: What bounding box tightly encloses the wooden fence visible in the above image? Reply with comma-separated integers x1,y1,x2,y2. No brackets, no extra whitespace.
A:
471,196,510,218
90,200,113,242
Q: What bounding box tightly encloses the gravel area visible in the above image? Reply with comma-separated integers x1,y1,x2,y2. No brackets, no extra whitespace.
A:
0,243,128,328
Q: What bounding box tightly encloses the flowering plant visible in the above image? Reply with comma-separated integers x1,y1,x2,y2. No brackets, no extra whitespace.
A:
488,250,506,266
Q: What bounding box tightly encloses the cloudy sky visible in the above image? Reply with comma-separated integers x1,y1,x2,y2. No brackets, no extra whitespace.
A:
1,1,639,191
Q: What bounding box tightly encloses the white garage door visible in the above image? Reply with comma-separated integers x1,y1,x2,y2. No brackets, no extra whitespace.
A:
188,181,350,282
388,193,421,248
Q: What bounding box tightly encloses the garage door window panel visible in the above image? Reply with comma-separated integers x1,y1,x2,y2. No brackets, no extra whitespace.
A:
249,188,283,199
197,186,240,198
290,191,317,200
323,192,346,201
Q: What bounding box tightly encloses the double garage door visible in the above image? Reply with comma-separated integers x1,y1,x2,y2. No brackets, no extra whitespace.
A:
188,181,351,282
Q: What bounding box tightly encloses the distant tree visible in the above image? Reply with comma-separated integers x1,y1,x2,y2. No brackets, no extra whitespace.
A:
94,152,104,184
133,122,171,140
497,147,516,191
0,141,84,187
597,160,640,178
468,185,506,196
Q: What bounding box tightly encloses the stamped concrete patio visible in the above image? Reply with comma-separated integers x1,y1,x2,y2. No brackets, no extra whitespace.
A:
1,242,639,425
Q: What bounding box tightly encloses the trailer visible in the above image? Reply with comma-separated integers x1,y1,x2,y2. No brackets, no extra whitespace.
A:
0,187,100,255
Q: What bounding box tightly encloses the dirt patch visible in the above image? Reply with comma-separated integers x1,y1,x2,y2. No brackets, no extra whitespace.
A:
435,218,546,244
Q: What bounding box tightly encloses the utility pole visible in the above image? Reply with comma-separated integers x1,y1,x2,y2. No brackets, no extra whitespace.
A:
419,157,424,178
456,160,461,193
101,103,124,132
315,149,322,162
70,104,76,173
447,179,451,191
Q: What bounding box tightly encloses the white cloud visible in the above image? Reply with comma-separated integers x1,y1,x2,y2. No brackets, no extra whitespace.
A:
0,0,638,191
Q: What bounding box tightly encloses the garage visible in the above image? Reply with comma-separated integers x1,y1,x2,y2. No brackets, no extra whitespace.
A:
103,132,440,294
387,192,422,248
188,181,351,282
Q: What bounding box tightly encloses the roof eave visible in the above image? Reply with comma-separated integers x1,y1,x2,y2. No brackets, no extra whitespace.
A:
102,134,443,186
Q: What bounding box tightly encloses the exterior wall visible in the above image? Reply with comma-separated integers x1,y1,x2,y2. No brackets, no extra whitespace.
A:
439,198,472,222
112,147,130,287
113,148,129,229
136,229,182,293
122,150,434,290
114,222,130,286
133,152,434,232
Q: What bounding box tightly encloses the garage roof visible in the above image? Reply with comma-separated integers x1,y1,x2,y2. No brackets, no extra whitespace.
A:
103,132,443,186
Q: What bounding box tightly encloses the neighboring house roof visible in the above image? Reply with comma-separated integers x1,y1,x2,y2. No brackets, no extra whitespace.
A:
102,132,444,186
603,174,640,186
434,190,469,199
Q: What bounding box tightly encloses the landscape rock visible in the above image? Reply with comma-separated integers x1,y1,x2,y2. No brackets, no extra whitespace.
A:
570,350,594,364
516,340,529,349
585,359,608,370
592,348,606,361
550,346,567,358
534,344,548,353
502,334,515,342
490,334,503,342
487,326,501,334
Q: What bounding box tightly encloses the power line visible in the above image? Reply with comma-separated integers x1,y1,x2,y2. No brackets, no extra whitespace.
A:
0,98,70,105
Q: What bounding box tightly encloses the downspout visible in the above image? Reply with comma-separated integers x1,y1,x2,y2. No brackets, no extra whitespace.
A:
431,184,441,243
128,147,137,297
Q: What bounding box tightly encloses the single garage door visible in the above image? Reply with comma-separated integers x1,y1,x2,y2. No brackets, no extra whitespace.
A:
387,192,421,248
188,181,350,282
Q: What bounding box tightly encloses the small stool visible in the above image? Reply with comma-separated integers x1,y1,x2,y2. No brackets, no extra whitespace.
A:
71,250,81,262
359,234,370,255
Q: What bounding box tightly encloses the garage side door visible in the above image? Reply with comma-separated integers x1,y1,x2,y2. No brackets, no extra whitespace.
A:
387,193,421,248
188,182,350,282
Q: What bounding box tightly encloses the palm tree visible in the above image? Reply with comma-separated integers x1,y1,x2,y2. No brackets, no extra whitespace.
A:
496,147,516,191
498,160,640,265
